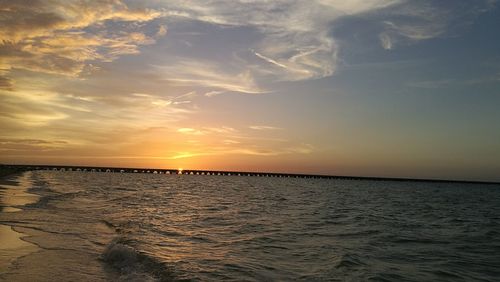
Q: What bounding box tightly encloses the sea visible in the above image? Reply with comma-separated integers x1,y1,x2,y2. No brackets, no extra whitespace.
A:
1,170,499,281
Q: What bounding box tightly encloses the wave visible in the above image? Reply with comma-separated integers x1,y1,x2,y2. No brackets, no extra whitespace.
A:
335,253,366,269
101,237,176,282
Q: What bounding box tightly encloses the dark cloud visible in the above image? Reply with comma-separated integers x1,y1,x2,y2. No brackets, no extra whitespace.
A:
0,0,162,77
0,76,14,91
0,138,68,145
0,138,69,153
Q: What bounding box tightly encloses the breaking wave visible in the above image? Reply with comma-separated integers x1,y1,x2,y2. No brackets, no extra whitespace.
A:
101,237,175,282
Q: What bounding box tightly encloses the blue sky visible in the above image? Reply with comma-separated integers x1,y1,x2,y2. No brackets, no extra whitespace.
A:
1,0,499,181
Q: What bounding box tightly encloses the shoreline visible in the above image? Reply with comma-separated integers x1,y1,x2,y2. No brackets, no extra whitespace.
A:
0,171,119,281
0,174,19,214
0,172,40,276
0,224,39,274
0,172,38,213
0,166,30,183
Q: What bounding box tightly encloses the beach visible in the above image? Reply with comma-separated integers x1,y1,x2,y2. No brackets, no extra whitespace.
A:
0,173,39,276
0,171,119,281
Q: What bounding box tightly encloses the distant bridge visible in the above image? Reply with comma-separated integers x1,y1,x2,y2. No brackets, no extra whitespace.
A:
2,164,334,179
1,164,499,185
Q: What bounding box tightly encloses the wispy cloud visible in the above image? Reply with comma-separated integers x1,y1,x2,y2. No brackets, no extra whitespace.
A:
177,126,236,135
205,127,236,134
252,50,290,70
249,125,282,130
155,59,267,94
204,90,225,97
154,0,400,82
167,143,314,160
379,32,393,50
149,0,496,85
156,25,168,37
170,124,312,160
177,128,204,135
374,1,497,49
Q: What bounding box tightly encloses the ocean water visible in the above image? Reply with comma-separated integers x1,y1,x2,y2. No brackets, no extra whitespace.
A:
1,171,500,281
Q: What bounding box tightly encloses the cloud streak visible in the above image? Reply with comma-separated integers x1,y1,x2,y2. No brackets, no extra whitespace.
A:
249,125,282,130
156,59,267,94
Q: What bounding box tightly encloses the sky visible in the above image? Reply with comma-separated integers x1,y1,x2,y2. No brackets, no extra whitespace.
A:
1,0,500,182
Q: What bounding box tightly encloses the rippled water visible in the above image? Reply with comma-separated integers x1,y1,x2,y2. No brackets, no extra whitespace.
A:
1,171,500,281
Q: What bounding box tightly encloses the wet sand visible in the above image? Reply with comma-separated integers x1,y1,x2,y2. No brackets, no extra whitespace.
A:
0,173,39,275
0,225,38,274
0,174,39,212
